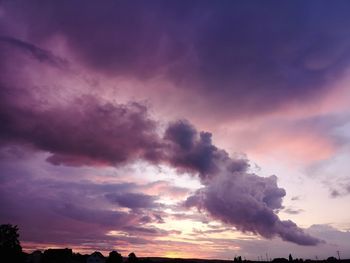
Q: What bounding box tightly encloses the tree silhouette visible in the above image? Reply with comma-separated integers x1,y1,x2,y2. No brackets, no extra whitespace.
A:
128,252,138,263
0,224,23,262
107,250,123,263
234,256,242,263
326,257,337,262
289,254,293,262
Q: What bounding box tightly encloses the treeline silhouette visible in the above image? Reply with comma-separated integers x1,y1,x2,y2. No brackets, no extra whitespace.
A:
1,224,349,263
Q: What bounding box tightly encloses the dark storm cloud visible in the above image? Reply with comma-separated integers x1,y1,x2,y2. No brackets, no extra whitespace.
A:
0,91,163,166
0,34,162,168
0,39,162,166
3,0,350,115
164,120,249,182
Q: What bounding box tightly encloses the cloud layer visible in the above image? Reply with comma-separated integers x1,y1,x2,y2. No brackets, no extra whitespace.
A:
3,0,348,255
0,39,321,246
3,1,350,117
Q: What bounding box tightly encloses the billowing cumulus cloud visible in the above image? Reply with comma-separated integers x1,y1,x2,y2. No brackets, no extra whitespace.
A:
164,121,320,245
164,121,249,182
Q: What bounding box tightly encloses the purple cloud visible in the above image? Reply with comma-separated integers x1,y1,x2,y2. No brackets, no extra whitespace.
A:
163,120,317,245
164,120,249,182
105,193,158,209
0,6,326,247
3,1,350,116
0,90,163,166
0,36,68,68
0,65,321,246
185,171,321,245
0,162,175,248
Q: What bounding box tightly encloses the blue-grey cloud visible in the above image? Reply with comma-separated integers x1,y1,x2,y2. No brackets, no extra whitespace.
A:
105,193,158,209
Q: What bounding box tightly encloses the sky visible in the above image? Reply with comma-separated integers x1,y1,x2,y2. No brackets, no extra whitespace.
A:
1,0,350,260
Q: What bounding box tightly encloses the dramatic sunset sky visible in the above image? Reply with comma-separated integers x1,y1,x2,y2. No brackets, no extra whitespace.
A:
1,0,350,260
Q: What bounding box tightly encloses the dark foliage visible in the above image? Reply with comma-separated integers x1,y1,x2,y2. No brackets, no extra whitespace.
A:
129,252,139,263
327,257,338,262
0,224,23,262
41,248,72,263
272,258,289,263
107,250,123,263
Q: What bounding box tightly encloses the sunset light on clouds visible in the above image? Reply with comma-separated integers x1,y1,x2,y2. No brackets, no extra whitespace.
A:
1,0,350,260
